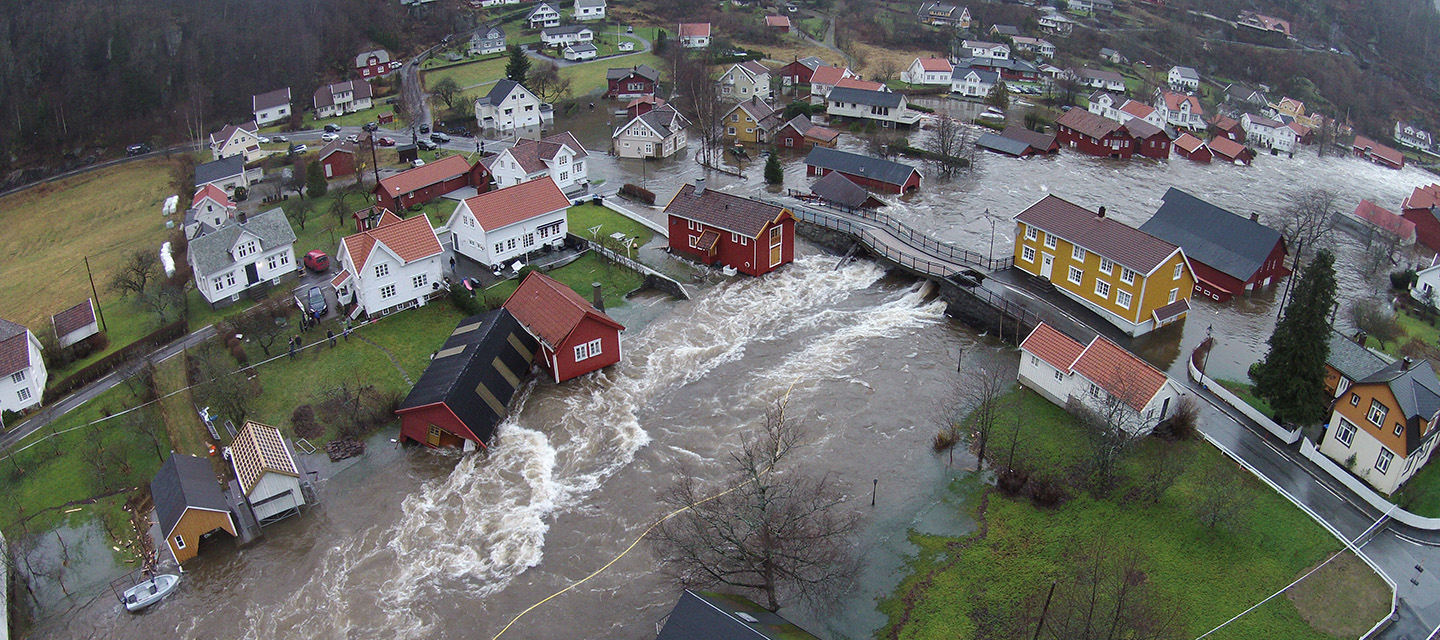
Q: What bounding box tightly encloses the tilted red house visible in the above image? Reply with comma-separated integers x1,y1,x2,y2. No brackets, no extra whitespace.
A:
395,309,539,450
803,146,921,194
1207,136,1255,165
318,139,357,178
1209,114,1245,142
1055,108,1133,159
1124,119,1171,159
1138,188,1289,302
1173,133,1212,163
1402,184,1440,253
1352,135,1405,170
605,64,660,99
372,155,490,213
503,272,626,384
664,179,796,276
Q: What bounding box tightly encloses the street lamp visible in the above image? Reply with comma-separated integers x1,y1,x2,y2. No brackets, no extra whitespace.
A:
986,208,995,265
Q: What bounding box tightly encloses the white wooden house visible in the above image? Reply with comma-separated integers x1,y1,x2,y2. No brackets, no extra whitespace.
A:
1241,113,1297,153
950,68,998,98
229,421,306,524
188,208,297,308
719,60,772,101
960,40,1010,60
678,23,711,48
445,177,570,270
336,211,445,317
526,2,561,28
1167,66,1200,92
469,26,507,56
541,25,594,47
574,0,606,20
1018,322,1185,434
209,121,262,163
251,88,292,126
0,319,46,415
484,131,589,193
474,80,553,133
901,57,953,86
612,105,690,159
1155,90,1206,129
185,184,236,239
313,81,373,119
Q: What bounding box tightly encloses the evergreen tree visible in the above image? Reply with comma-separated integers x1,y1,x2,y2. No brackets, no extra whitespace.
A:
764,150,783,185
506,45,531,84
306,160,328,198
1252,249,1337,425
986,82,1010,111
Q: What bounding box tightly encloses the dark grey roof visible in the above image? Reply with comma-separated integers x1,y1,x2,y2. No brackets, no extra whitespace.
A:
795,55,825,70
252,88,291,112
1123,118,1163,139
809,170,878,208
567,42,598,52
397,310,538,445
656,590,822,640
1171,65,1199,80
804,146,919,187
541,24,593,37
575,0,605,7
664,183,789,237
954,67,999,84
188,208,297,277
1137,188,1283,283
526,2,557,18
194,155,245,187
992,24,1021,36
1359,358,1440,447
1327,330,1389,383
954,56,1038,73
826,86,904,109
481,79,525,106
635,107,687,137
150,454,230,538
1000,125,1057,151
606,64,660,81
977,133,1033,156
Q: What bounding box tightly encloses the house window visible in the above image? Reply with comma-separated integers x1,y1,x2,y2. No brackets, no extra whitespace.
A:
17,388,30,402
1030,355,1040,367
1168,289,1178,304
507,238,518,250
1072,245,1086,261
1375,448,1394,474
1173,264,1184,280
1395,423,1405,436
1367,400,1388,426
1025,226,1038,240
11,370,24,384
494,243,504,254
1116,290,1132,309
236,241,257,258
1349,393,1360,406
559,171,569,180
225,272,236,287
412,274,428,289
173,535,186,550
380,284,397,299
1054,369,1064,382
727,127,736,135
1044,234,1057,249
212,276,224,291
524,233,535,246
1022,246,1036,263
574,344,589,361
1094,280,1110,299
268,255,280,270
375,264,389,278
1067,266,1083,285
1099,258,1114,275
1120,267,1136,284
586,338,602,358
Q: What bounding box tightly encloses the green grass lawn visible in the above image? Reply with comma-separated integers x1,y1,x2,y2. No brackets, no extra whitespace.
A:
567,202,655,248
422,56,511,90
1217,378,1276,419
797,17,825,39
880,388,1389,640
1396,458,1440,518
307,105,394,129
483,251,645,309
1365,310,1439,356
560,52,665,97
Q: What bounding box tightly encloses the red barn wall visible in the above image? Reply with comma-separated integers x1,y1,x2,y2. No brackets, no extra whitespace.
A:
550,317,622,382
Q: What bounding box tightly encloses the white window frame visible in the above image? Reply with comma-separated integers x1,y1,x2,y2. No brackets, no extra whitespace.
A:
1067,266,1083,285
17,387,31,402
1173,263,1184,280
1053,369,1064,382
1115,290,1132,309
380,284,397,299
11,370,24,384
1120,267,1136,285
1395,423,1405,437
574,344,589,361
1044,234,1057,249
375,263,390,278
173,535,186,550
1375,448,1394,474
1367,400,1388,426
1025,226,1038,240
412,274,428,289
1094,280,1111,299
1099,257,1114,275
1072,245,1086,261
586,338,602,358
1022,246,1036,263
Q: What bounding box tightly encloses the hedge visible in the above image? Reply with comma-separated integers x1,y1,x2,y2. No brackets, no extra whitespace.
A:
621,183,656,205
43,318,189,404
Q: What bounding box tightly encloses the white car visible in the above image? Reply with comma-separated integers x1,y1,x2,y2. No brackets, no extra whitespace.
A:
321,133,339,141
411,158,425,167
346,134,359,143
389,61,403,69
257,135,271,143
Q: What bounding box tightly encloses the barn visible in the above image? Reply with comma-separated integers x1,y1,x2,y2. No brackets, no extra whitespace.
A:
1207,136,1255,165
1173,133,1212,163
228,421,306,524
1124,119,1171,159
503,272,626,384
318,139,357,179
51,299,99,348
803,146,920,194
664,178,796,276
396,309,539,449
151,454,236,564
1138,188,1289,302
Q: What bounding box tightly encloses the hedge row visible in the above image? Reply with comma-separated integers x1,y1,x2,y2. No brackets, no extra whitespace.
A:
43,318,189,404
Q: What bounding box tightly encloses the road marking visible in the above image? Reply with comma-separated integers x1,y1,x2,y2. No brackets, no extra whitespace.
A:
1263,440,1286,458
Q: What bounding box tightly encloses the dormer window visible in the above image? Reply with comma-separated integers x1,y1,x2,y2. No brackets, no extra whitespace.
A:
236,241,258,258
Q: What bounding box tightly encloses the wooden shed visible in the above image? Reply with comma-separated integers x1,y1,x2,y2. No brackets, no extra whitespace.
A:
503,272,626,383
229,421,306,524
150,454,236,564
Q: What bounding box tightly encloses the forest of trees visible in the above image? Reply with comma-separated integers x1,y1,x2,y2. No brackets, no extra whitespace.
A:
0,0,468,175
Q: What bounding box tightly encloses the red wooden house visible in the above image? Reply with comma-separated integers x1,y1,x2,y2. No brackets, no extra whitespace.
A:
664,178,796,276
395,309,539,450
318,139,357,178
803,146,921,194
1352,135,1405,170
1139,188,1289,302
1173,133,1212,163
605,65,660,99
373,155,490,213
1207,136,1255,165
1403,184,1440,253
766,15,791,32
355,49,392,79
503,272,626,384
1124,119,1170,159
775,115,839,149
777,56,826,85
1209,115,1245,142
1055,109,1134,159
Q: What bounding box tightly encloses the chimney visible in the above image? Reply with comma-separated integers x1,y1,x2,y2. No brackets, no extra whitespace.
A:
1096,206,1107,219
1250,212,1259,222
694,177,706,195
237,210,248,224
1404,356,1414,371
592,282,605,312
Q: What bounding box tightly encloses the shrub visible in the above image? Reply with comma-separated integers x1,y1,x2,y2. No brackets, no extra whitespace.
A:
1391,268,1418,290
1,409,19,430
448,282,486,316
997,467,1029,496
291,404,324,439
620,183,656,205
1026,477,1069,508
1153,397,1200,441
932,430,958,452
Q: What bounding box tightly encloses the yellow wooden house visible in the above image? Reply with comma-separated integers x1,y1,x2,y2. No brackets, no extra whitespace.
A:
1012,195,1194,337
723,97,782,145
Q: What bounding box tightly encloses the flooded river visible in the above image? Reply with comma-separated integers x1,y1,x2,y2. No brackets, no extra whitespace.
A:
28,101,1440,638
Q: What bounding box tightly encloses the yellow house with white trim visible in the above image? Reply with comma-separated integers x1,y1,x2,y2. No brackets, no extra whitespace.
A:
1012,195,1194,337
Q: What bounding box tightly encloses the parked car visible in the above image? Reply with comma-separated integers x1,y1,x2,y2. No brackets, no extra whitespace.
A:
257,135,271,144
125,143,152,157
430,132,450,143
324,123,341,133
305,286,328,317
346,134,359,143
363,122,379,132
388,61,402,70
411,158,426,167
321,133,339,141
289,143,308,154
419,123,430,134
304,250,330,273
417,139,439,151
273,135,288,143
377,136,396,147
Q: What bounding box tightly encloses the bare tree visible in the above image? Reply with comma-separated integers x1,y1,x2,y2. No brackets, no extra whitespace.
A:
127,407,171,464
1069,366,1156,495
1193,463,1252,531
1035,537,1182,640
1351,298,1402,349
934,358,1015,468
138,282,186,324
925,114,970,178
318,380,388,441
188,341,254,425
109,249,160,298
1135,441,1190,504
232,299,296,356
526,61,572,104
1273,188,1338,266
873,59,900,84
430,76,464,111
285,196,315,231
652,400,862,612
672,48,726,166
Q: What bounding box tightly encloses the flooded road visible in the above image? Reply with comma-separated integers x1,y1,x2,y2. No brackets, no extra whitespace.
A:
29,101,1440,639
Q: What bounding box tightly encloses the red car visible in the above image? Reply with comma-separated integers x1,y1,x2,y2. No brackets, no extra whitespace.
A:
377,136,396,147
304,250,330,272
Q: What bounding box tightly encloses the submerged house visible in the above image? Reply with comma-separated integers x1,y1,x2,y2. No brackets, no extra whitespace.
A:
503,272,626,383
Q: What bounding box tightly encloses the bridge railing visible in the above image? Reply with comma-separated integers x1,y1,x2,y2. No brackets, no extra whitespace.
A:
791,208,958,278
778,195,1013,271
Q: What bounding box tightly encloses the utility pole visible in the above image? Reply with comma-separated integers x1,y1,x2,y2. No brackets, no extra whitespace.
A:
84,256,107,332
871,478,877,506
369,133,381,188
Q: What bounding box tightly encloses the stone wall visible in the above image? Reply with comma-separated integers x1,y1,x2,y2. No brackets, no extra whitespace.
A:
795,220,861,254
936,279,1037,345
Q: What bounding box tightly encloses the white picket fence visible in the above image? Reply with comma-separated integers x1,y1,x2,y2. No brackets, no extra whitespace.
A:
1186,354,1301,444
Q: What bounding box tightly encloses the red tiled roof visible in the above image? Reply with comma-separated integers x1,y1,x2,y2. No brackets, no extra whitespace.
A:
340,213,442,270
460,177,570,231
678,22,710,37
1055,108,1124,140
1072,333,1169,412
1209,114,1241,131
192,184,233,208
1354,200,1415,239
1174,133,1205,153
1405,184,1440,211
502,271,623,348
804,126,840,143
917,57,952,72
1287,121,1310,137
626,95,665,110
1353,135,1404,167
331,270,351,287
1013,195,1180,275
376,155,473,197
808,66,850,86
0,319,32,377
1119,100,1155,119
766,15,790,27
1207,136,1250,160
834,77,884,91
51,299,96,338
1160,91,1202,114
1021,322,1086,371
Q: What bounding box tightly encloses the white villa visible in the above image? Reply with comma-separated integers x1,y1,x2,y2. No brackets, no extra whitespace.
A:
951,68,998,98
446,177,570,270
1241,113,1298,153
719,60,773,101
469,26,507,56
188,208,297,308
1018,322,1185,434
575,0,606,21
826,86,922,127
251,88,292,126
484,131,589,194
0,319,46,416
474,79,553,133
209,121,262,163
901,57,953,86
526,2,561,29
335,211,445,318
613,105,690,159
313,80,374,119
1168,65,1200,92
541,25,594,47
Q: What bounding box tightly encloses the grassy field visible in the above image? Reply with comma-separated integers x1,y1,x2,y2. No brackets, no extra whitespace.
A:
1396,458,1440,517
567,202,655,248
878,388,1390,640
422,56,510,90
0,158,182,374
560,52,665,96
483,251,645,309
1364,309,1439,356
1217,378,1276,419
308,104,396,129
